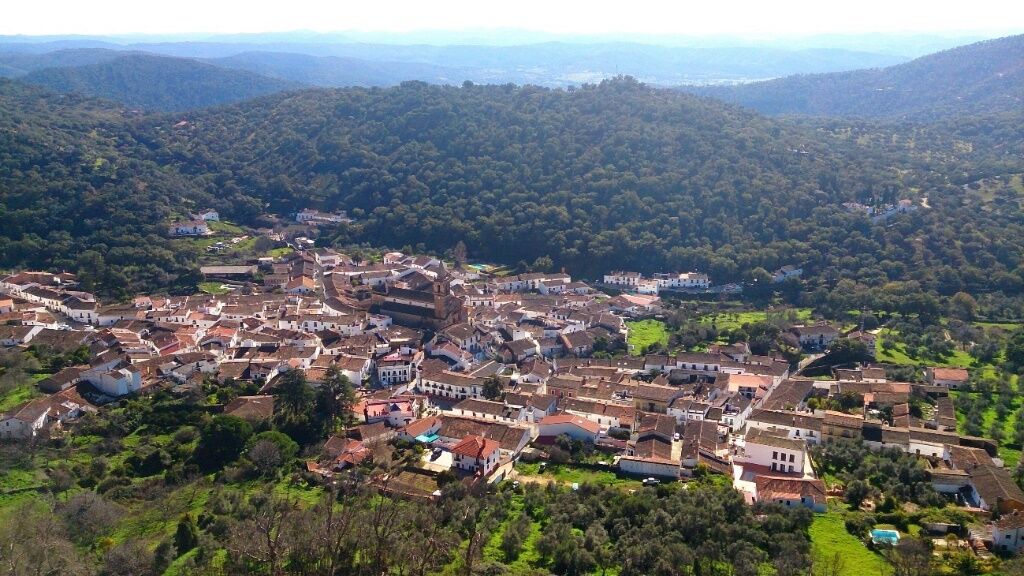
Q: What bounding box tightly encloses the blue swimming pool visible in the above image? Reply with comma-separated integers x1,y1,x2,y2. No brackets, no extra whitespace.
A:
870,529,900,545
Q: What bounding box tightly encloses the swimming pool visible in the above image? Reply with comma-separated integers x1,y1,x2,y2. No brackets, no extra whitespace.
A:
870,529,900,545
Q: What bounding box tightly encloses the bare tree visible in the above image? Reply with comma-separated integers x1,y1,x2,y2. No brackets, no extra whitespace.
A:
225,494,300,576
0,501,94,576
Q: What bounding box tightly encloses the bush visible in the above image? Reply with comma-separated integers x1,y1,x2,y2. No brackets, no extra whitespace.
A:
844,512,877,538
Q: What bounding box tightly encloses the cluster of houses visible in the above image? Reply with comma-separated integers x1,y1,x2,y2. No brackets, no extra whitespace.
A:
602,271,711,295
2,250,1018,552
295,208,350,225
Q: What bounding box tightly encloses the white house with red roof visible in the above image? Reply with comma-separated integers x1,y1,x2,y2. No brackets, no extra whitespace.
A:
451,435,501,476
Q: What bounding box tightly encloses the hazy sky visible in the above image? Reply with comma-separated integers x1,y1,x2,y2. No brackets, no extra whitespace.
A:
3,0,1022,37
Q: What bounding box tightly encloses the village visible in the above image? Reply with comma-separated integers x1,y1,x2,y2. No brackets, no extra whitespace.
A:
1,228,1023,565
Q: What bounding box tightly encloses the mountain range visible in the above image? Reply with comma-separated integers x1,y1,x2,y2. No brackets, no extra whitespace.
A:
694,34,1024,120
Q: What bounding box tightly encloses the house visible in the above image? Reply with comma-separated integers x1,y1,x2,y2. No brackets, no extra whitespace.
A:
418,370,485,400
0,397,53,439
0,324,43,346
742,428,806,475
377,352,419,386
223,395,275,422
285,276,316,295
603,271,642,287
192,209,220,221
537,413,601,443
772,266,803,283
561,331,594,357
90,367,143,397
169,220,211,236
993,511,1024,553
451,435,501,477
790,324,839,352
753,476,826,512
927,367,970,390
323,435,369,471
746,409,822,444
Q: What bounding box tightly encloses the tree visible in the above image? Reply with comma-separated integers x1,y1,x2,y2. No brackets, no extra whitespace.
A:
1006,328,1024,369
193,415,253,471
316,367,357,433
0,501,93,576
845,479,871,509
102,539,156,576
174,515,199,556
948,292,978,321
501,512,531,562
482,376,503,401
247,431,299,476
453,240,468,267
888,538,932,576
274,370,314,420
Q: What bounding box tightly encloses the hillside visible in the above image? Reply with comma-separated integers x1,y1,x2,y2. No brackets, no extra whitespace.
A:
1,77,1023,299
20,53,298,111
146,79,1024,294
696,34,1024,120
0,80,208,296
0,48,125,77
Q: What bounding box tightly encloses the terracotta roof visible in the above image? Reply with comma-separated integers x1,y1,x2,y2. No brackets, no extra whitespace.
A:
223,395,275,420
755,476,825,503
538,413,600,434
451,435,500,459
931,367,969,381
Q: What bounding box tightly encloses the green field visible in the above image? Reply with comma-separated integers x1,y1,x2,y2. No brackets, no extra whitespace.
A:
951,374,1022,466
207,220,245,235
516,462,644,490
697,308,813,332
197,281,231,295
0,373,48,412
626,319,670,355
875,328,981,368
809,512,891,576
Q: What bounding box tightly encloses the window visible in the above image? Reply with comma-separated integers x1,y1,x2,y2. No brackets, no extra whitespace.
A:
789,454,795,463
788,465,794,473
772,451,778,460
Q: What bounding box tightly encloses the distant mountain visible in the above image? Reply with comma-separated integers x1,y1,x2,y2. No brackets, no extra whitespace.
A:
154,42,910,85
0,48,125,77
20,53,298,111
694,34,1024,120
0,39,910,86
208,52,470,87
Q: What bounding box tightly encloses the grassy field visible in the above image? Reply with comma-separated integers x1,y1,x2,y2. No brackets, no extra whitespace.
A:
516,462,644,490
697,308,813,332
951,374,1022,466
0,373,49,412
197,281,232,295
809,512,891,576
626,319,669,355
207,220,245,235
875,328,979,368
267,246,294,258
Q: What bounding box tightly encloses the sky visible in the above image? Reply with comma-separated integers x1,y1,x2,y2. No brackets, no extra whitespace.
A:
2,0,1022,38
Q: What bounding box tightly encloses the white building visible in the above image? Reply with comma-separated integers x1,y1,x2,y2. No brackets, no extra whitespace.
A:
741,428,807,475
169,220,211,236
993,511,1024,553
451,435,501,476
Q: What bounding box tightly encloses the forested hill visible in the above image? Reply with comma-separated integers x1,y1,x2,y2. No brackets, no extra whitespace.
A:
0,80,204,296
695,34,1024,121
20,53,298,112
146,79,1023,294
1,77,1023,301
